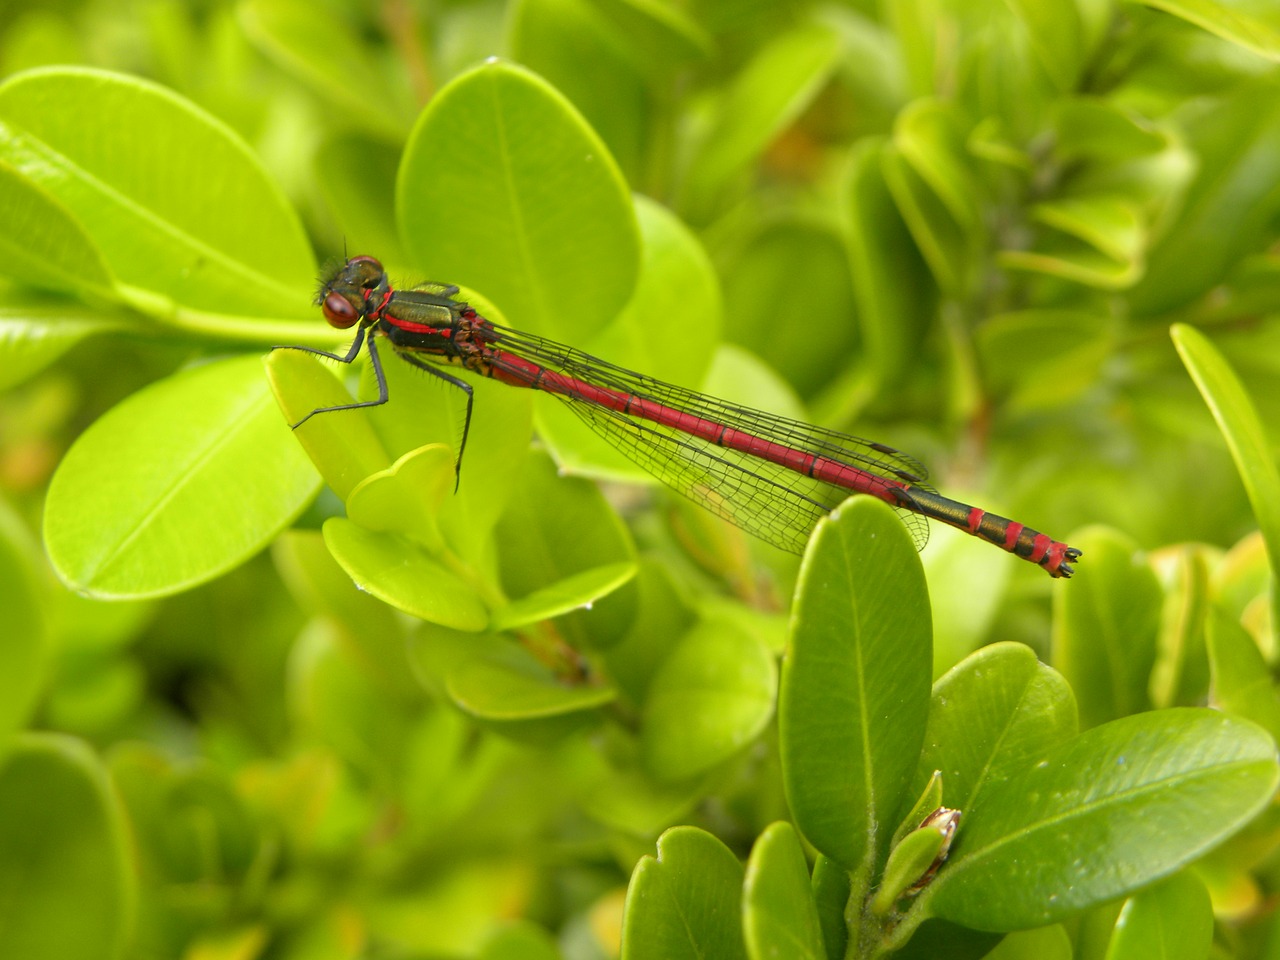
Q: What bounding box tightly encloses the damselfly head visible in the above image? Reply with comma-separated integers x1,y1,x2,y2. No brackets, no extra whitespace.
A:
315,256,389,330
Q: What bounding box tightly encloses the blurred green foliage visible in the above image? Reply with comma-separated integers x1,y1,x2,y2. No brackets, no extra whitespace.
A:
1,0,1280,958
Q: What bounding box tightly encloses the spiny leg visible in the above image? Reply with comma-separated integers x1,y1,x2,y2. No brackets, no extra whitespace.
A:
274,328,394,429
397,353,474,491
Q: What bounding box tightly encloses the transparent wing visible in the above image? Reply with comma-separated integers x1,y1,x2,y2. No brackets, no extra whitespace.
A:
481,324,932,555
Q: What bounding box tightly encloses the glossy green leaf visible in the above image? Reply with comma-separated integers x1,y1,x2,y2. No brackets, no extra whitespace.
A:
44,355,321,598
238,0,409,140
598,558,697,705
509,0,650,180
895,919,1004,960
1051,527,1162,728
1207,607,1280,741
680,22,841,222
1105,870,1213,960
399,60,639,344
1129,0,1280,60
0,734,133,959
322,518,489,631
622,826,748,960
1001,195,1145,289
743,822,824,960
925,709,1279,930
0,162,116,300
780,497,932,872
493,450,635,632
0,301,124,390
346,444,454,554
811,855,850,960
0,67,314,315
491,562,636,632
641,612,777,782
916,642,1077,817
1173,323,1280,631
446,643,616,743
0,499,46,752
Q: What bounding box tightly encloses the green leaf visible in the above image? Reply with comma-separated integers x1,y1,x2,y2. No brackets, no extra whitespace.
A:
1173,323,1280,632
0,734,134,959
1104,870,1213,960
719,217,857,398
1052,99,1168,164
1128,0,1280,60
491,562,636,632
680,22,841,222
0,66,314,315
743,822,825,960
1001,195,1145,289
1206,607,1280,741
976,311,1113,412
1151,548,1211,709
238,0,410,140
346,444,455,554
811,855,850,960
1051,527,1162,728
0,161,116,300
780,497,932,873
509,0,650,180
399,60,639,344
322,518,489,631
621,826,748,960
314,134,407,267
272,530,417,698
0,300,124,390
925,709,1280,930
916,642,1077,817
289,619,419,779
446,642,616,744
882,138,972,296
0,499,46,752
264,347,391,501
641,612,777,782
479,921,563,960
1003,0,1085,90
1132,77,1280,315
44,355,321,598
841,137,934,405
986,926,1071,960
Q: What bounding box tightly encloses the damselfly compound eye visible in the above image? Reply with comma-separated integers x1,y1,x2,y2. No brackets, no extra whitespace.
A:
322,293,359,329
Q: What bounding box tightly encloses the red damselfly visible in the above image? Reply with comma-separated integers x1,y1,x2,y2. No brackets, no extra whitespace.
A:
276,256,1080,578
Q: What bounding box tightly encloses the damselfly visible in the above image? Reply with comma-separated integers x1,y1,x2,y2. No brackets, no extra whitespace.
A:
276,256,1080,578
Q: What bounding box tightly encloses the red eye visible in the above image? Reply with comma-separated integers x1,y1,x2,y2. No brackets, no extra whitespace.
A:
322,293,360,329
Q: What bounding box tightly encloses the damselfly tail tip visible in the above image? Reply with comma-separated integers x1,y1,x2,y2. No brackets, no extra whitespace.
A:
1051,545,1082,579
